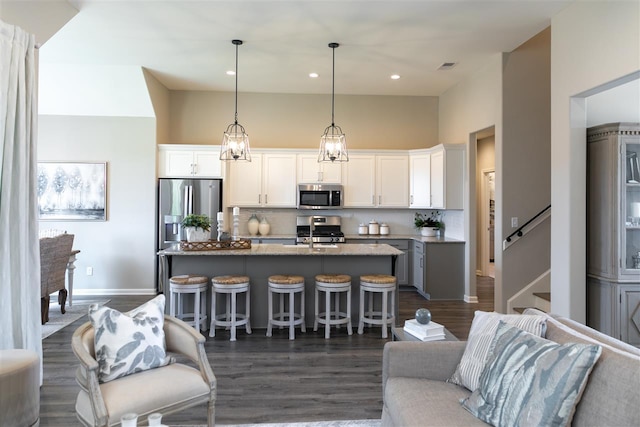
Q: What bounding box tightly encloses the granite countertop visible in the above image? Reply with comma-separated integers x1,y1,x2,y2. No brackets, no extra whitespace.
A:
159,243,404,256
240,234,464,243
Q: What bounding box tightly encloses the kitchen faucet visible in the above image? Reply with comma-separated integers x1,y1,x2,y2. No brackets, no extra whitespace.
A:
309,216,315,249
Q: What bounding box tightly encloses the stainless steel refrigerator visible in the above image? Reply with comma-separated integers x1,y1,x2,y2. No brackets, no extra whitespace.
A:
157,178,222,249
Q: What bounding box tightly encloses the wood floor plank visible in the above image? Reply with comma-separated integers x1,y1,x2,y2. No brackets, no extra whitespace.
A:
39,277,494,426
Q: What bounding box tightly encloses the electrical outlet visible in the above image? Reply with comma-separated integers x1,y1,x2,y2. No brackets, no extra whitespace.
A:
86,266,93,276
511,217,518,228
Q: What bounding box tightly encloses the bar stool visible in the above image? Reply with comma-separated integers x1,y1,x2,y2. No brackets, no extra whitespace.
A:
210,275,252,341
314,274,353,339
169,275,208,334
266,275,306,340
358,274,396,339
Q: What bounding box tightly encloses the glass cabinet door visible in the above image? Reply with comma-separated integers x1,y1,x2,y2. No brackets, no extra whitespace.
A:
623,139,640,277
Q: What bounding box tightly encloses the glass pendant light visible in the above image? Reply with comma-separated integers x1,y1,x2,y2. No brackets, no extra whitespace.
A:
220,39,251,161
318,42,348,163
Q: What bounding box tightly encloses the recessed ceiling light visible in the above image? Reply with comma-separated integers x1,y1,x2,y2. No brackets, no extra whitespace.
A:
226,70,236,76
390,74,401,80
309,72,319,78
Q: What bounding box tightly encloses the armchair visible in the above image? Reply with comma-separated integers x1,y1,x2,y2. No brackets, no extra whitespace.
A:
71,315,216,427
40,233,74,324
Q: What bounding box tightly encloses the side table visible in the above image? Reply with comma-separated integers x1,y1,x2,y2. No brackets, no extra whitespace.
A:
391,326,458,342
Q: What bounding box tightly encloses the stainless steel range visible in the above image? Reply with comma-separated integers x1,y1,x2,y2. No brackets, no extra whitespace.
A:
296,215,345,244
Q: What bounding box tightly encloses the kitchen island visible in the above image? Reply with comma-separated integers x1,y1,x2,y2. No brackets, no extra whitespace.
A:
158,243,403,329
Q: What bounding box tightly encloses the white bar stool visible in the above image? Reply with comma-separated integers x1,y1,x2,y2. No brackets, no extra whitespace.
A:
314,274,353,339
358,274,396,339
210,275,252,341
169,275,208,333
266,275,306,340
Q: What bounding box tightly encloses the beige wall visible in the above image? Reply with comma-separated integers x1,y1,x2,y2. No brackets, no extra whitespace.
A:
143,69,170,146
439,54,503,303
169,91,439,150
551,1,640,321
500,28,551,313
38,115,157,294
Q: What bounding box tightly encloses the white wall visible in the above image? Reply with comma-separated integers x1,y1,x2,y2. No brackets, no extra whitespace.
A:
586,79,640,127
143,68,171,146
551,1,640,321
38,115,157,294
439,55,502,303
169,91,439,150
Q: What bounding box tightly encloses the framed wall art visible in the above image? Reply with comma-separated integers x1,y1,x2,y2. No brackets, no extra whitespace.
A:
37,162,107,221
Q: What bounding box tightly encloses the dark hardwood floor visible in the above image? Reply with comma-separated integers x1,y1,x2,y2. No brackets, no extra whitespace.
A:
40,277,493,426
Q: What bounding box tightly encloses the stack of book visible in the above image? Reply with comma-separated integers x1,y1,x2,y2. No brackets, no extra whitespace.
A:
403,319,445,341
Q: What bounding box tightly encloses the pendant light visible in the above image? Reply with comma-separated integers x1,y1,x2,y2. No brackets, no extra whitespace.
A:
220,39,251,161
318,42,349,163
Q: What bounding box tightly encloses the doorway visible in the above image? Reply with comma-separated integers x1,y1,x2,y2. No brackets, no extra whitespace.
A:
476,128,495,277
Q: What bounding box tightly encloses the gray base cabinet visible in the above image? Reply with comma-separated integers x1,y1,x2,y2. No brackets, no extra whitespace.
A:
346,239,409,285
588,276,640,347
412,241,464,300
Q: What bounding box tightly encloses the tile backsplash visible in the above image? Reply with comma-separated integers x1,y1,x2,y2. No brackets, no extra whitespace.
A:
224,207,464,240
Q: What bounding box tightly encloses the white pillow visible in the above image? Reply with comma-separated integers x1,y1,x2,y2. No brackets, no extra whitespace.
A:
448,310,547,391
89,295,170,383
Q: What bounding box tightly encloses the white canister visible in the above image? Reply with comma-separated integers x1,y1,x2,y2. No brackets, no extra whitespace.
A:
358,224,368,235
368,220,380,235
380,223,390,235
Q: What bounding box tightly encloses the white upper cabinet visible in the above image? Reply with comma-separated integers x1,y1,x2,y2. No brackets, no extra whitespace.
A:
342,154,409,208
410,153,430,208
343,155,376,207
409,145,464,210
158,145,222,177
376,155,409,207
227,152,297,208
297,154,342,183
263,153,298,207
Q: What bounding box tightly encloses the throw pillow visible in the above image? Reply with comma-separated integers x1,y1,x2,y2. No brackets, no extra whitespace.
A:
462,322,602,427
448,310,547,391
88,295,170,383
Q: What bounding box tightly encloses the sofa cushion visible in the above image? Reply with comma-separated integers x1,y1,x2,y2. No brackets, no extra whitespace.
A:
88,295,170,383
383,377,487,427
462,322,602,427
448,310,547,391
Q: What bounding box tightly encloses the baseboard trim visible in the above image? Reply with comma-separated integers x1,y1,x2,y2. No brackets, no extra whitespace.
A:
73,289,156,296
464,295,479,304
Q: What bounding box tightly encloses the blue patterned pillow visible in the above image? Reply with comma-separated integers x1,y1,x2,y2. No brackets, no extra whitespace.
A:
89,295,170,383
462,321,602,427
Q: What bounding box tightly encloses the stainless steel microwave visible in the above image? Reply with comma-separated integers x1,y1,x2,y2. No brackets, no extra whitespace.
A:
297,184,343,209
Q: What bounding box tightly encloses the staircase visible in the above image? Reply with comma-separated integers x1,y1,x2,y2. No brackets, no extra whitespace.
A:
507,270,551,314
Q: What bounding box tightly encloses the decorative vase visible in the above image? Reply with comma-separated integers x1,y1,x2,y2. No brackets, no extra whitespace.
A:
185,227,209,242
415,308,432,325
248,214,260,236
258,217,271,236
420,227,437,237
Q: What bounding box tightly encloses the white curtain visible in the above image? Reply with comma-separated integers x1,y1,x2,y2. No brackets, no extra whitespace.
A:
0,20,42,373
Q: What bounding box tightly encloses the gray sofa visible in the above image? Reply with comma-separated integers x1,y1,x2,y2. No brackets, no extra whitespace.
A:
382,309,640,426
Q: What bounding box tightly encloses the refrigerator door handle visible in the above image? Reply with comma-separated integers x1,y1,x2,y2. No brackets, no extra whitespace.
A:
184,185,194,216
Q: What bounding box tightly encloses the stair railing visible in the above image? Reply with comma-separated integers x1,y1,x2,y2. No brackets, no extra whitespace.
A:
503,204,551,250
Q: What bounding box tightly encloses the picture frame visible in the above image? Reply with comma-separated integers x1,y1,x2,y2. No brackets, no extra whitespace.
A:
37,161,107,221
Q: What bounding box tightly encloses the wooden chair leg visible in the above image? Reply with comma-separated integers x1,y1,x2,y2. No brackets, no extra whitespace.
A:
41,295,50,325
58,289,68,314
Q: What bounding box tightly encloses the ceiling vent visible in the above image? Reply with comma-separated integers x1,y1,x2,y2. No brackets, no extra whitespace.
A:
438,62,457,70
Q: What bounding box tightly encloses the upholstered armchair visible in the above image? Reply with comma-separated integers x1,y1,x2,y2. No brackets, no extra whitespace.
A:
71,315,216,427
40,233,74,324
